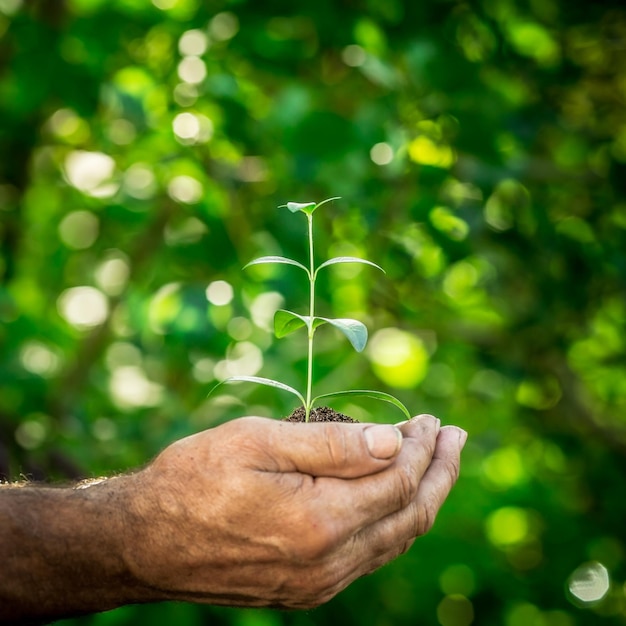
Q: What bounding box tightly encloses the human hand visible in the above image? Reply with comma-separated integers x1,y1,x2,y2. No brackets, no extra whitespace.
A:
120,414,465,609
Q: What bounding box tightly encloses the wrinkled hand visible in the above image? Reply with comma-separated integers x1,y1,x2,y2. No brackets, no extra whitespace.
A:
122,415,466,609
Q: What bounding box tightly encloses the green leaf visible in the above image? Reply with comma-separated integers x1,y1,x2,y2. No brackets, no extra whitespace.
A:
312,390,411,420
319,317,368,352
312,196,341,212
244,256,309,276
221,376,305,406
279,197,341,215
274,310,326,338
281,201,316,214
315,256,385,277
274,310,308,337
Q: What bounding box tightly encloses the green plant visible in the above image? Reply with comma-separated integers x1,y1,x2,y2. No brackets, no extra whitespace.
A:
222,197,411,422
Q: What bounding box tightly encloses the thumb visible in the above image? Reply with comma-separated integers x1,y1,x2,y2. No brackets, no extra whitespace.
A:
249,418,404,479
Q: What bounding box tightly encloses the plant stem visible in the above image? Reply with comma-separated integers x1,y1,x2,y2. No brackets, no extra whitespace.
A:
305,212,315,422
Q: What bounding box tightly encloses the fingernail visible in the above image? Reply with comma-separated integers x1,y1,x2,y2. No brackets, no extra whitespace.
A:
457,428,468,449
414,414,441,431
365,425,403,459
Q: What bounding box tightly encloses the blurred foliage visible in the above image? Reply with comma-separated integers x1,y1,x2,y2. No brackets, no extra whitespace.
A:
1,0,626,624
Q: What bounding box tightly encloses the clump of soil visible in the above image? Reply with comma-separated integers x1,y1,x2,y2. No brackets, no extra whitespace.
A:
284,406,359,423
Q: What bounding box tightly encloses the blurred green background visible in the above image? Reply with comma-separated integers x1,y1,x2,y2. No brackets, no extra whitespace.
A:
1,0,625,624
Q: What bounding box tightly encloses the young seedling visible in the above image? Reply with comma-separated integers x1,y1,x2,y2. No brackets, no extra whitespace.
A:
222,197,411,423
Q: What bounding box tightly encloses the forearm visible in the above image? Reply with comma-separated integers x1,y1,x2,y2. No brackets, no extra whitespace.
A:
0,477,153,624
0,416,464,620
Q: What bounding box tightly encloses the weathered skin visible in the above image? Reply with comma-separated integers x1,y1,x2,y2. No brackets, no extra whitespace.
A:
0,414,466,623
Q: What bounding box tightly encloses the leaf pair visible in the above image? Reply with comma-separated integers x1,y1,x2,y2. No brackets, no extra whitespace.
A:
274,309,368,352
282,196,340,215
245,255,384,280
222,375,411,420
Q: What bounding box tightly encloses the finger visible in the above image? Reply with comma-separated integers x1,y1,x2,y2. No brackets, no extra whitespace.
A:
294,427,462,605
397,413,440,439
234,417,404,479
411,425,465,533
346,425,466,560
303,415,442,537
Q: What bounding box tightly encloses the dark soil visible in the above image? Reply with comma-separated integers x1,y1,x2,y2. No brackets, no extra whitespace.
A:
284,406,359,423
